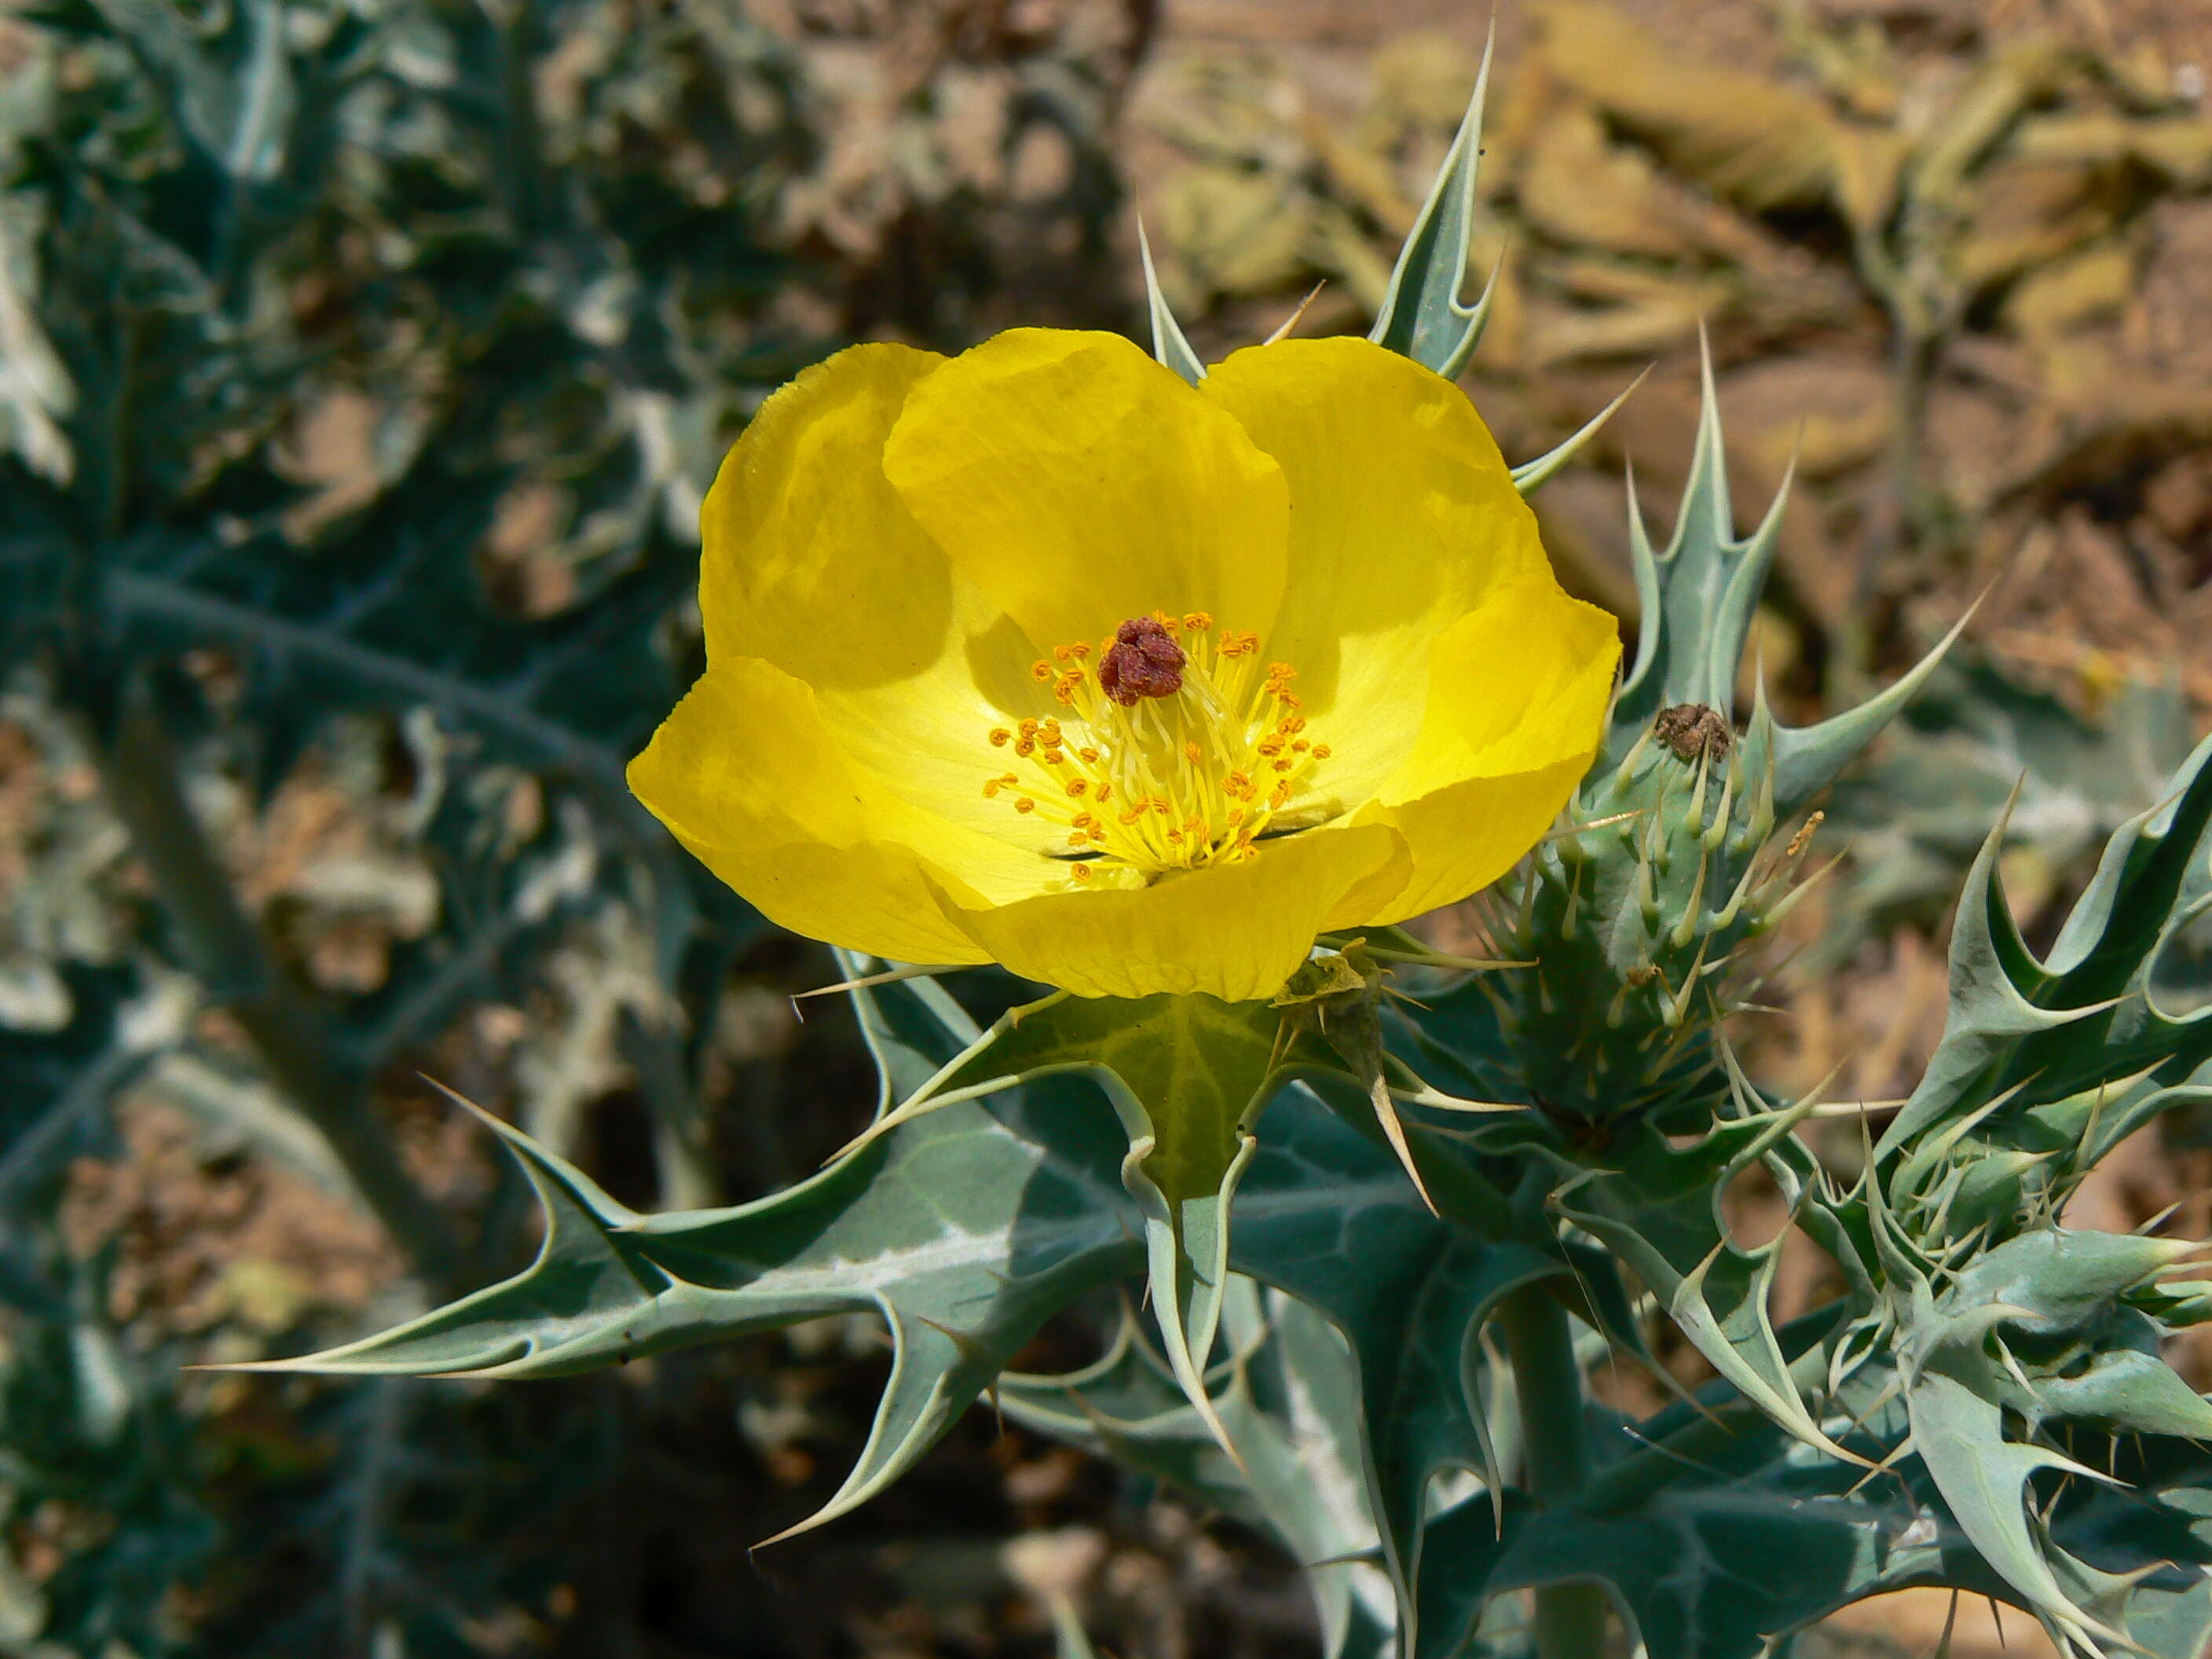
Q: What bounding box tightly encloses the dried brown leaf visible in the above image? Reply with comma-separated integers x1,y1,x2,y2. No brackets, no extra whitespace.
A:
1534,0,1848,211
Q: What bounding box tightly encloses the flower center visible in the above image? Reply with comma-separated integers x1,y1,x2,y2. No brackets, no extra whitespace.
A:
982,612,1330,880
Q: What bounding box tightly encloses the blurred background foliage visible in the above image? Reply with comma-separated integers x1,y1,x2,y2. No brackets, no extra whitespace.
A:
0,0,2205,1654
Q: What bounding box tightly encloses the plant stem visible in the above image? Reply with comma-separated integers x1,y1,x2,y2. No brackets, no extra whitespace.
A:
99,694,460,1288
1497,1283,1610,1659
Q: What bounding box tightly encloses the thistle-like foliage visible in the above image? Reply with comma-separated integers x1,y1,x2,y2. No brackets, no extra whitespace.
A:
1793,735,2212,1655
1480,347,1961,1127
237,57,2212,1659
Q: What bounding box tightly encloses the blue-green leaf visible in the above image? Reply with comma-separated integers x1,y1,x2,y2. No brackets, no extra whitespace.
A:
1003,1280,1394,1659
240,984,1141,1541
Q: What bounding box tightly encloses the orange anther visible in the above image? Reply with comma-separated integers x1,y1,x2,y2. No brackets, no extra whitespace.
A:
1031,661,1053,682
1015,797,1037,815
989,727,1012,747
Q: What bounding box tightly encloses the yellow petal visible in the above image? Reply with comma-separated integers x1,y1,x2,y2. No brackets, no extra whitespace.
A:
628,656,1057,966
937,821,1410,1002
700,341,950,684
881,329,1290,652
1354,583,1622,925
1199,336,1551,808
697,339,1051,848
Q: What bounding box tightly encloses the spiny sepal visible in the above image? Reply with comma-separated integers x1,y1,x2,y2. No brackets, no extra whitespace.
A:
1137,218,1206,386
1366,25,1497,380
1278,940,1442,1213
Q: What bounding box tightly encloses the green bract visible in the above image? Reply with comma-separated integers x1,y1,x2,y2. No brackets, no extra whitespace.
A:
253,46,2212,1659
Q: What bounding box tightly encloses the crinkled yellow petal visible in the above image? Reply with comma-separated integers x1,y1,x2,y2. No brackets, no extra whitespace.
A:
698,341,948,681
938,820,1411,1002
649,327,1613,996
1349,581,1621,925
697,341,1046,847
1199,336,1551,808
628,657,1060,967
881,329,1290,653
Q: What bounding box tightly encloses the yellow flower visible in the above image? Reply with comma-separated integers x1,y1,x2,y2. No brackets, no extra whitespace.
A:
629,329,1620,1001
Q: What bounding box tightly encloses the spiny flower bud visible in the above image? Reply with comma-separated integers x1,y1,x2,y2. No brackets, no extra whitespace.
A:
1474,353,1959,1139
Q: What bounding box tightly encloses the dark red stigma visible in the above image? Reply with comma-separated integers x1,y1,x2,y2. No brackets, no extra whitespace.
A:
1097,617,1187,706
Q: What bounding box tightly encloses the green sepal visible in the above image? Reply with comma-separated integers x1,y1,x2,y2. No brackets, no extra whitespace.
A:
1138,218,1206,386
1366,27,1496,379
1276,940,1449,1214
1946,1227,2189,1342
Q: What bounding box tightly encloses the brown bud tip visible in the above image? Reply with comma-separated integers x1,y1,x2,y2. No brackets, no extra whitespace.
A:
1098,617,1186,706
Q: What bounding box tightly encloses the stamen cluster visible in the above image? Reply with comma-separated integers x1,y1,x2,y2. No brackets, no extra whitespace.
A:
983,611,1330,881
